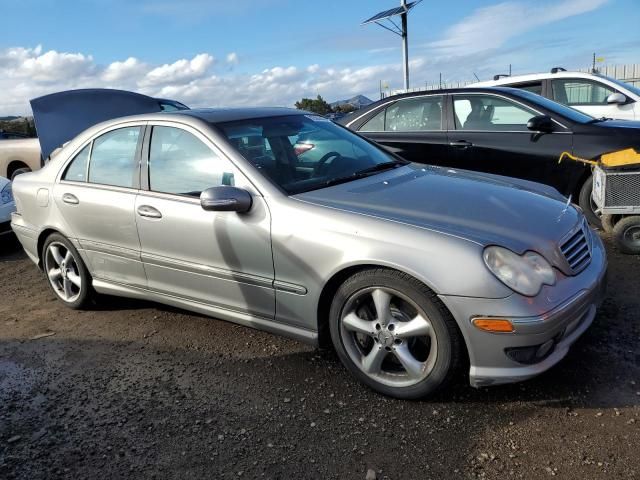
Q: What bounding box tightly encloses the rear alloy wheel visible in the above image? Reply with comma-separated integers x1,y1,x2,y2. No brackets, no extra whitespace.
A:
329,269,462,399
579,175,602,229
612,216,640,255
43,233,91,309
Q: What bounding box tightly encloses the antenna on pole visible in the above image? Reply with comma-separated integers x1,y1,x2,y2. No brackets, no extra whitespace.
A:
362,0,423,91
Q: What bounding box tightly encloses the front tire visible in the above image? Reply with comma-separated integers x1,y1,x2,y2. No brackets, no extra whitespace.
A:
42,233,92,309
579,175,602,229
329,268,463,399
612,216,640,255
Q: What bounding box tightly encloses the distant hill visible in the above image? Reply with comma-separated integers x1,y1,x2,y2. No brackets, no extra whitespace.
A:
330,95,373,110
0,116,20,121
0,116,36,137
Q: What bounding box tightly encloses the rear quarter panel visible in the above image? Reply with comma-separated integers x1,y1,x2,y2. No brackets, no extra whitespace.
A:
0,138,41,177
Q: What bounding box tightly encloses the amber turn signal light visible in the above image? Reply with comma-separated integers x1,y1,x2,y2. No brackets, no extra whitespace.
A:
472,318,514,333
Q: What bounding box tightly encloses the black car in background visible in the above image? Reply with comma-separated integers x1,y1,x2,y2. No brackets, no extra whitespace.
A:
341,86,640,226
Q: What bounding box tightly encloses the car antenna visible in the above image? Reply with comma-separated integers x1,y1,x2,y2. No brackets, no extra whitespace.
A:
472,72,480,82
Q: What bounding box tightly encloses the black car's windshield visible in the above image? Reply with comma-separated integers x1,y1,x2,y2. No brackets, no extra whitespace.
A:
217,114,405,194
509,89,595,124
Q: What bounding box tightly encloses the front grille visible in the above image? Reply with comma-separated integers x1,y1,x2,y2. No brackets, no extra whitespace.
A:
603,170,640,207
560,221,591,274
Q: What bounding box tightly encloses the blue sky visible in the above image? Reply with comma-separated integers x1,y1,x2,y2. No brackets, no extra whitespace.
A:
1,0,639,114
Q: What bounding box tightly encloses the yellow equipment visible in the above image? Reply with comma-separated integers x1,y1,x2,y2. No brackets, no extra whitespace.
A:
558,148,640,168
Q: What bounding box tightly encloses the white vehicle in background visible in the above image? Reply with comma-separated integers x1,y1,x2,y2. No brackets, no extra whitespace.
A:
0,176,16,238
471,68,640,120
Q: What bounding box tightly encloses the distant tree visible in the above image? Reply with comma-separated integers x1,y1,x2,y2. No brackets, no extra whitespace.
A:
335,103,356,114
294,95,333,115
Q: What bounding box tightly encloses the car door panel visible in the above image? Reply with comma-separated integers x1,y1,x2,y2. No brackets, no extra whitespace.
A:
136,123,275,318
54,184,147,286
448,94,576,195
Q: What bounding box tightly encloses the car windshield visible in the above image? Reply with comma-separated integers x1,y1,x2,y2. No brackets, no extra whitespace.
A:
598,75,640,97
217,114,405,194
508,89,595,123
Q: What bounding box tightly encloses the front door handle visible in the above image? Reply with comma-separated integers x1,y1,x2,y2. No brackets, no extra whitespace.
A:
137,205,162,219
62,193,79,205
449,140,473,149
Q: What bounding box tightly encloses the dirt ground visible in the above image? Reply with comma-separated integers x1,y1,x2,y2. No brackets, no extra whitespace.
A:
0,233,638,480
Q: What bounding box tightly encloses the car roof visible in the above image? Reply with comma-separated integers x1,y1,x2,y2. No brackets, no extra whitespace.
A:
363,86,523,105
471,70,607,87
175,107,306,124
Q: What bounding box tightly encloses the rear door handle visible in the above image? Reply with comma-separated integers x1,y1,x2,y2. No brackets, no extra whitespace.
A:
449,140,473,149
62,193,79,205
137,205,162,219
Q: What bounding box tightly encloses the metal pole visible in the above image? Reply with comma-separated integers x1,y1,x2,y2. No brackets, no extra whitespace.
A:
401,0,409,90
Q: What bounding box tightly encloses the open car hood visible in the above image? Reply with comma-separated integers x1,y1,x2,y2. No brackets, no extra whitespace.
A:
30,89,163,160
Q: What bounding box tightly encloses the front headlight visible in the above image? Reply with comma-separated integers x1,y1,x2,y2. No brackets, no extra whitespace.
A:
483,246,556,297
0,182,13,205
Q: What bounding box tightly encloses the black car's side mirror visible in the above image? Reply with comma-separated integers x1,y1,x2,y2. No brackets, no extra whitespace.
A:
527,115,554,133
200,186,252,213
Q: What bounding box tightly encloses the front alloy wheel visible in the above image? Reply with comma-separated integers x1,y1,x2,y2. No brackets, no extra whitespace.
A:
330,269,462,399
340,287,438,388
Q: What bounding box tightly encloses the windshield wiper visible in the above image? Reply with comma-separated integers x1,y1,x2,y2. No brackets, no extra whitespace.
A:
323,160,405,188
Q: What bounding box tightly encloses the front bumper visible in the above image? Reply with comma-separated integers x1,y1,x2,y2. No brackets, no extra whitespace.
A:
440,232,608,388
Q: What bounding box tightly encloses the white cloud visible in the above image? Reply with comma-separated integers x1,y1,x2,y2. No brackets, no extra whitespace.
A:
101,57,147,83
429,0,610,56
140,53,214,87
226,52,239,65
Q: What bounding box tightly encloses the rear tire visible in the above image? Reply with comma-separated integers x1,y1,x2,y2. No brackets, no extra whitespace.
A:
42,233,92,309
579,175,602,229
329,268,463,399
612,216,640,255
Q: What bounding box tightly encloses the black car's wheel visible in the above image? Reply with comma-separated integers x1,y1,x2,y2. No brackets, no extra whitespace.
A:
329,268,463,399
601,214,622,234
612,216,640,255
42,233,92,309
579,175,602,229
10,167,31,181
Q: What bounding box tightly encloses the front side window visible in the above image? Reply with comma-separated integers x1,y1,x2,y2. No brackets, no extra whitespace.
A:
453,95,537,130
62,144,90,182
148,126,236,196
88,127,141,188
551,79,616,106
219,114,403,195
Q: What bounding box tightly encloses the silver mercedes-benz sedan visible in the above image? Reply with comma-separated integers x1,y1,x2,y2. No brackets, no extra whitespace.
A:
11,107,607,399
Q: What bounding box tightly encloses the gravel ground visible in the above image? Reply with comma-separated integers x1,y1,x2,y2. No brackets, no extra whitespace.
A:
0,233,638,480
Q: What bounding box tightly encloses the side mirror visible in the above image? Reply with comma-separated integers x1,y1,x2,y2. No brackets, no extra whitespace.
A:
606,92,627,105
527,115,554,133
200,186,252,213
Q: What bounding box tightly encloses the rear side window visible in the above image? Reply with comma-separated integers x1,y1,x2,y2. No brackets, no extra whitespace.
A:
360,96,443,132
148,126,236,196
62,144,90,182
88,127,141,188
551,79,616,105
